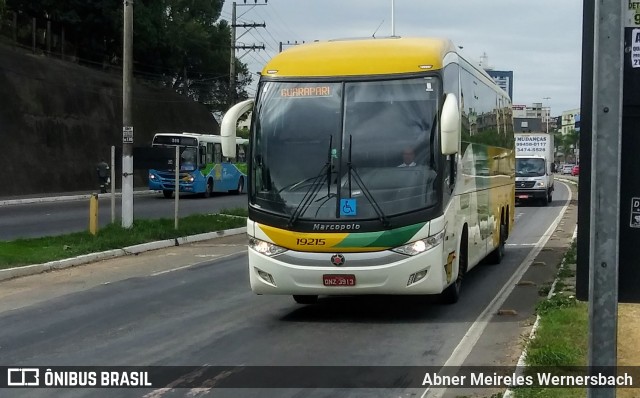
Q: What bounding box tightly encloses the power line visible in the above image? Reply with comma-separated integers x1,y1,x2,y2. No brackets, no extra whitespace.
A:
248,29,278,53
262,6,301,40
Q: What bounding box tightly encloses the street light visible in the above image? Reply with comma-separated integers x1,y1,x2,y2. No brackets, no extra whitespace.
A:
543,97,551,134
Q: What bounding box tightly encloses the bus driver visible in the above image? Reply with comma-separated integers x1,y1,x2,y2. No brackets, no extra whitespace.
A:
398,147,417,167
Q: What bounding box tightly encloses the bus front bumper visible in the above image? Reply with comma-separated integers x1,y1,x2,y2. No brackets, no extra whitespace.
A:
149,180,195,192
248,247,448,296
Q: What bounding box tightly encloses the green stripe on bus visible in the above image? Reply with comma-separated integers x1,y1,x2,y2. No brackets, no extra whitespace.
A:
334,222,426,248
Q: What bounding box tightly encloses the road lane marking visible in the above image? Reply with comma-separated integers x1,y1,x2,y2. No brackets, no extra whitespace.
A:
149,251,245,277
422,182,572,398
142,366,209,398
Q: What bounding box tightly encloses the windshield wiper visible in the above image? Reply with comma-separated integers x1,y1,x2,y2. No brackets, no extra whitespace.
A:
346,135,390,228
287,136,334,227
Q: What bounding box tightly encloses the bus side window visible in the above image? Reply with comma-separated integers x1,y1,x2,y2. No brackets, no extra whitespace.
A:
199,145,206,168
206,143,214,164
214,143,222,163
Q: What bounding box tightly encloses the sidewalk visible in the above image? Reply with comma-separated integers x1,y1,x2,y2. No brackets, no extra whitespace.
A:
0,187,156,206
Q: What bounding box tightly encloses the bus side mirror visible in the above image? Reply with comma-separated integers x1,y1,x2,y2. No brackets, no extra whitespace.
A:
221,99,254,158
441,93,460,155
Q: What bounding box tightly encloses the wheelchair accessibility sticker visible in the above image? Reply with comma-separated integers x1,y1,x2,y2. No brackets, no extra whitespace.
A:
340,199,357,216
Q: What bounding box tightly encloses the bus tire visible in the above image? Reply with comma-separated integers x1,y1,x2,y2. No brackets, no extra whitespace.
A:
441,228,468,304
487,222,506,265
203,179,213,198
293,295,318,304
232,177,244,195
162,190,173,199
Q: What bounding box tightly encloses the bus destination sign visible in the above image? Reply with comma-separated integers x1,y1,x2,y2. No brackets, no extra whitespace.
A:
280,86,332,98
153,136,198,146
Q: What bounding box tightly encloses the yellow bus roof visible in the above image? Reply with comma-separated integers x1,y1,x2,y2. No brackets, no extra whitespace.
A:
261,37,457,78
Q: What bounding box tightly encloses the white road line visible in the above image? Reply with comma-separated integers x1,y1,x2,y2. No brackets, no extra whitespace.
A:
149,252,244,277
421,182,572,398
142,365,210,398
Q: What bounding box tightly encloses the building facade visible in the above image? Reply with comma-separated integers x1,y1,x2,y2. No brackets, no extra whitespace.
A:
486,70,514,100
561,109,580,135
512,103,552,133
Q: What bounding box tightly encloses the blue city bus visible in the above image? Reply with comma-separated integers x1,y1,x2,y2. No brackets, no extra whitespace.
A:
148,132,248,198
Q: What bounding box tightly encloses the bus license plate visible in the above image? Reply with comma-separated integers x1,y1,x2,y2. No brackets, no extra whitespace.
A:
323,274,356,286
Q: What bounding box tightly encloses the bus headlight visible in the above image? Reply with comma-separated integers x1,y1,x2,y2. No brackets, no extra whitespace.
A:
149,174,156,180
249,238,287,256
536,181,545,187
391,231,444,256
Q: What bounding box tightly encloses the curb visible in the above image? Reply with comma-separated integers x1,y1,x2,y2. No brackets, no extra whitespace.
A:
502,225,578,398
0,227,247,282
555,177,578,186
0,190,157,207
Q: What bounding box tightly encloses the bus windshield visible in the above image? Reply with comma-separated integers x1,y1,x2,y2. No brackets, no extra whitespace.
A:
179,147,198,171
151,141,198,172
251,77,440,221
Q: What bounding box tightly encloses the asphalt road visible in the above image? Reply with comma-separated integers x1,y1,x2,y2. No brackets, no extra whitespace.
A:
0,183,574,398
0,192,248,240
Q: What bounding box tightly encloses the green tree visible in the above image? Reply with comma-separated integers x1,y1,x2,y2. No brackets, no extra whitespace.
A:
4,0,251,113
553,128,579,161
131,0,252,113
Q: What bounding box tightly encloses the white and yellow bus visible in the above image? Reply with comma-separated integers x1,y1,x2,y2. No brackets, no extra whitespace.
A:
221,37,515,304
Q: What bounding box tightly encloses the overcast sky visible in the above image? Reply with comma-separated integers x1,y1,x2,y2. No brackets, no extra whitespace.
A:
220,0,583,116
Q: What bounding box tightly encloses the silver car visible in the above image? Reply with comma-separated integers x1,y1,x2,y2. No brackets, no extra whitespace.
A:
561,164,574,174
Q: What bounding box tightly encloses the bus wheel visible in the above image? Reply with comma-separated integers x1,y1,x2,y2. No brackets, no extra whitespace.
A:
203,180,213,198
162,190,173,199
487,222,506,265
232,177,244,195
293,295,318,304
441,230,467,304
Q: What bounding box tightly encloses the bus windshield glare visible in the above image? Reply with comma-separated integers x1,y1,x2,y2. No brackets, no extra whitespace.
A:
251,77,441,221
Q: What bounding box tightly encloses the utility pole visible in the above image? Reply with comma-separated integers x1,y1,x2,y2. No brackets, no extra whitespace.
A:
279,40,304,52
391,0,395,36
230,0,267,106
122,0,134,228
230,2,236,106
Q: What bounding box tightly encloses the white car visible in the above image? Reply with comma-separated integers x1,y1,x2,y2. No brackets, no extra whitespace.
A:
561,164,574,174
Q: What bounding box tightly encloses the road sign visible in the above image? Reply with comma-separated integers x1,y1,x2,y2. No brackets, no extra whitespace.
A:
630,198,640,228
123,126,133,144
577,0,640,304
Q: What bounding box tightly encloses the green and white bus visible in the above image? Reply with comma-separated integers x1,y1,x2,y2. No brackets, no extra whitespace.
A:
221,37,515,304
